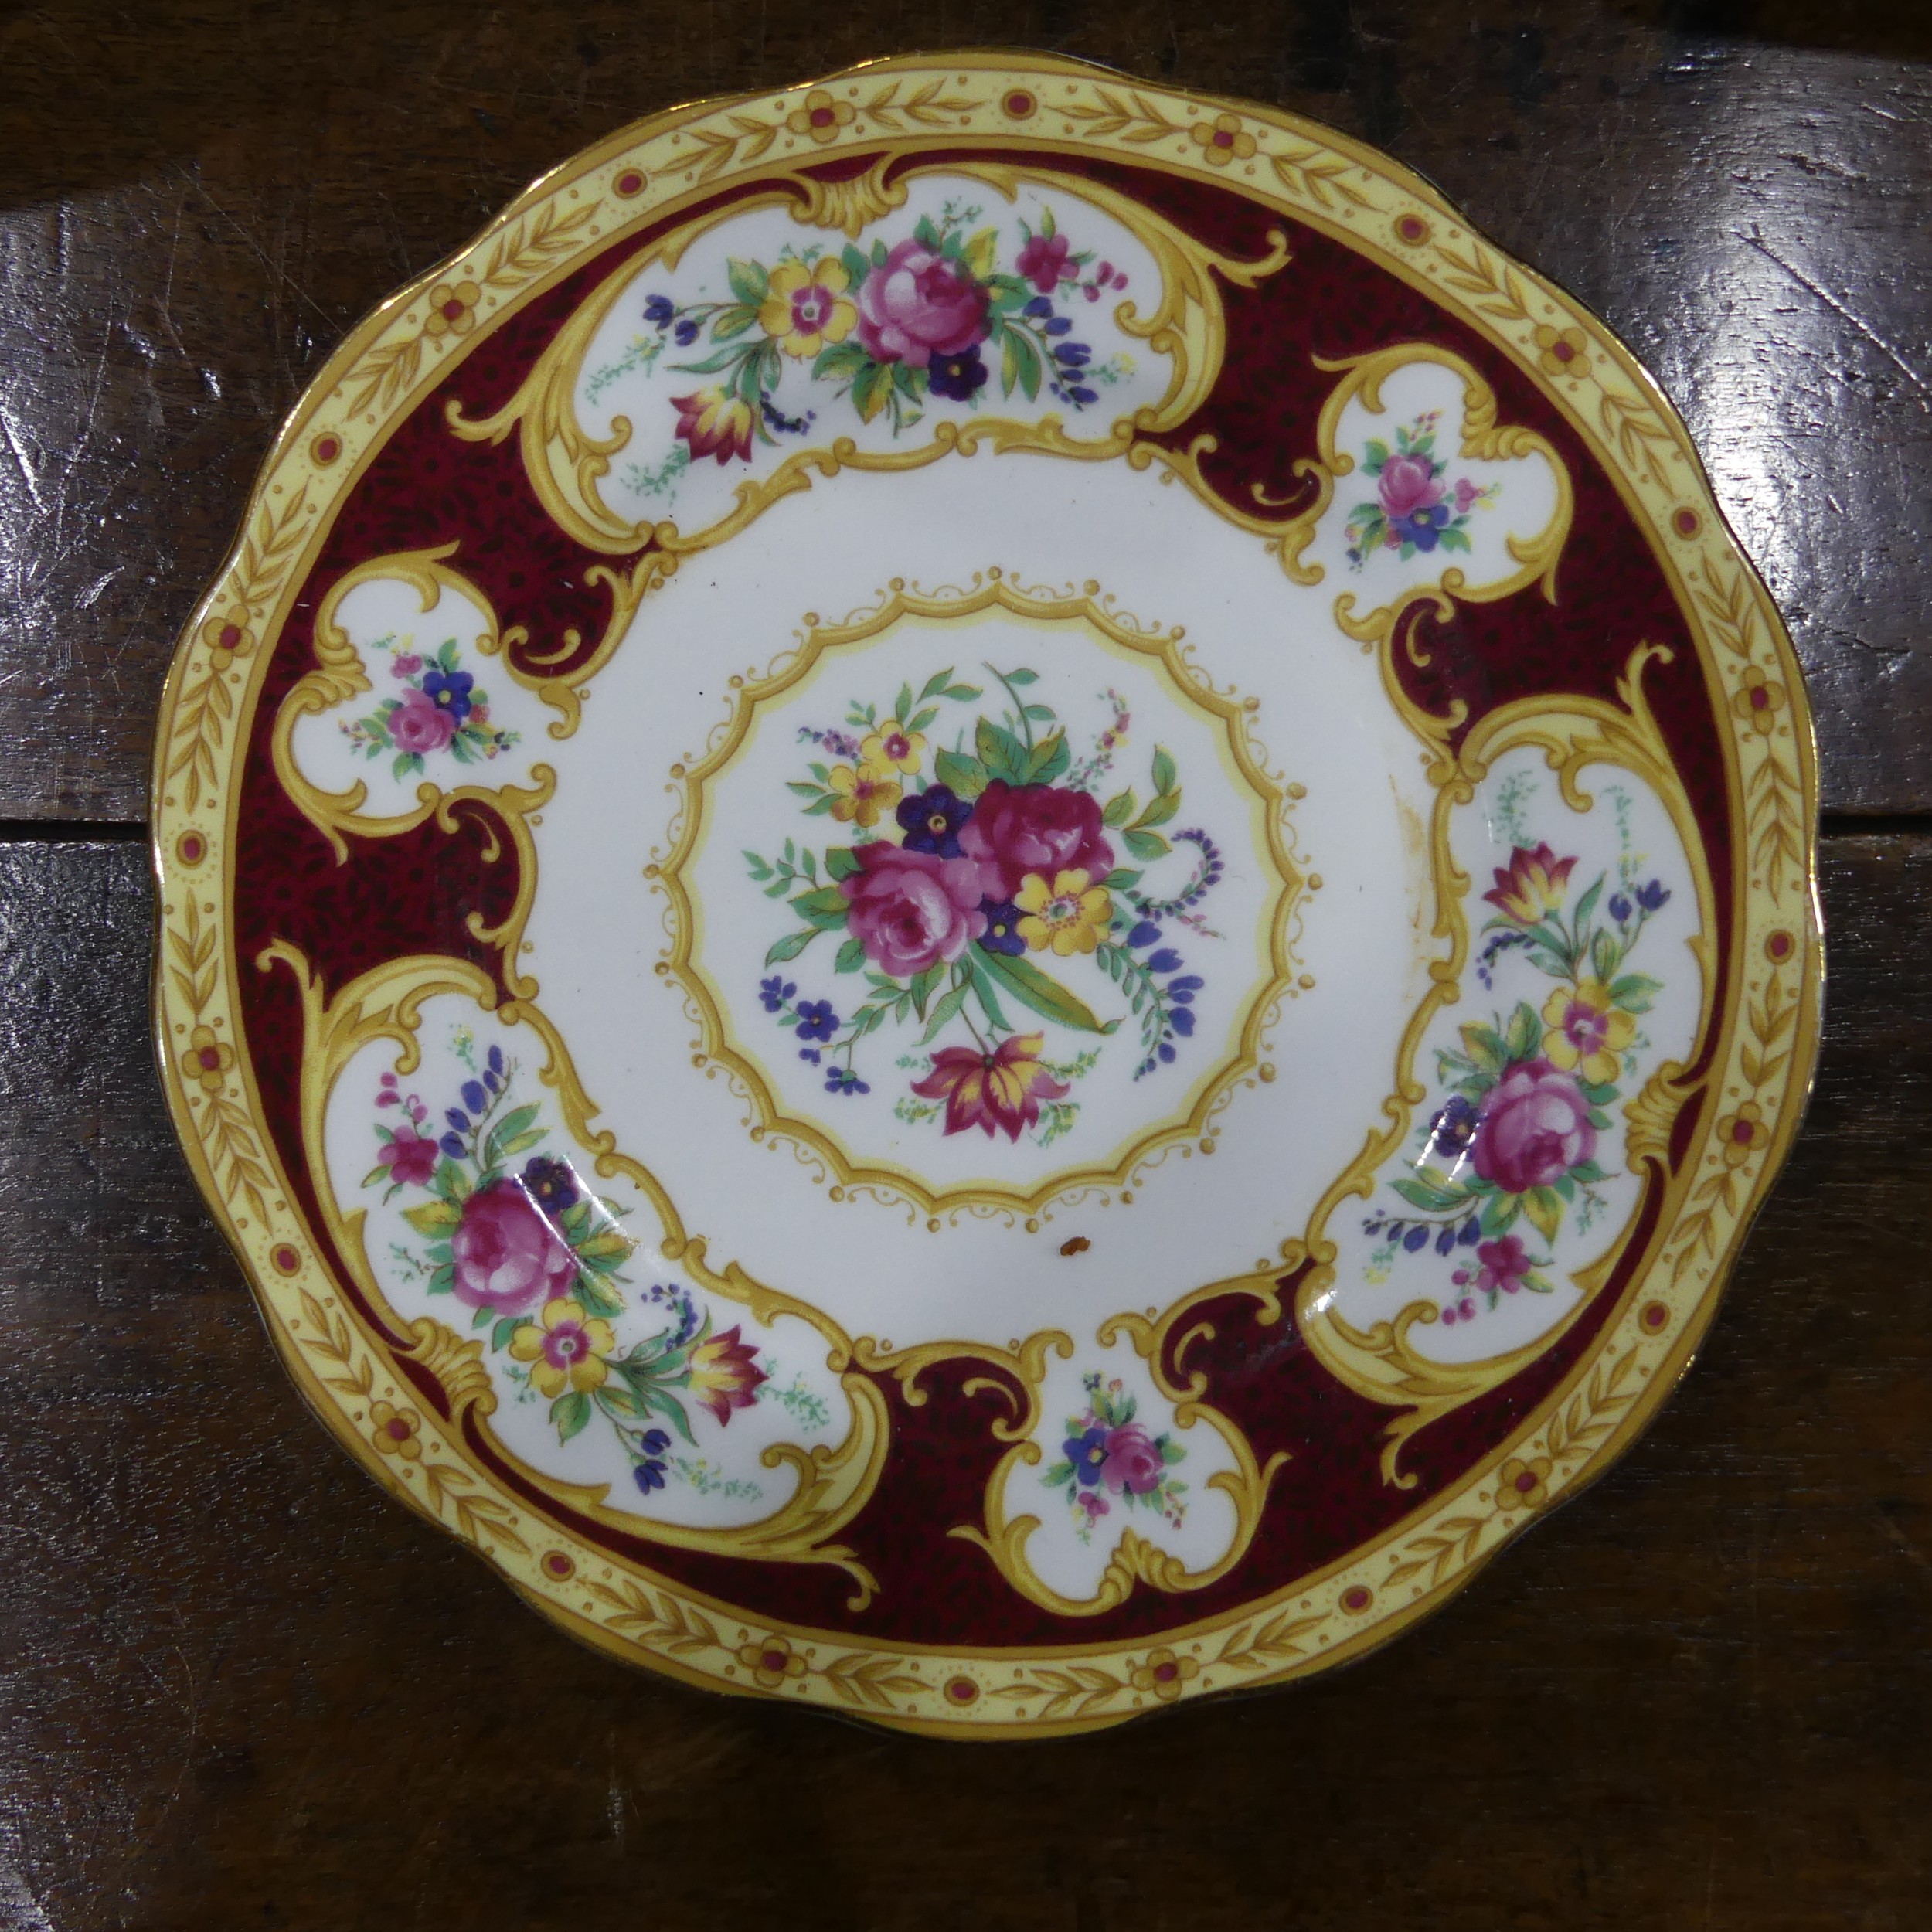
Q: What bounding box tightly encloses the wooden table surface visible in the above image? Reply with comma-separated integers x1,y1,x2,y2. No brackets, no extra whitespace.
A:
2,3,1927,1925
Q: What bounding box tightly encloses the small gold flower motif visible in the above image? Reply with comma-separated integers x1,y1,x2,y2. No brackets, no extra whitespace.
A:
199,609,254,670
1532,324,1590,379
1732,667,1787,737
180,1024,234,1094
369,1400,423,1461
1129,1647,1200,1702
423,279,481,338
786,89,855,145
736,1634,808,1689
1496,1455,1552,1512
1190,113,1256,167
1717,1099,1766,1168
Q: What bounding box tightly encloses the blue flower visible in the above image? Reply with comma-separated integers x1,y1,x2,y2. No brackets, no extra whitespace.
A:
978,900,1026,956
1065,385,1098,406
1167,975,1202,1005
1158,1042,1175,1063
896,784,973,856
633,1460,666,1494
439,1132,464,1160
1168,1007,1195,1037
445,1107,470,1132
487,1044,505,1077
1609,893,1633,923
422,667,474,723
1403,1224,1430,1253
673,318,699,345
1436,1226,1458,1255
1146,948,1184,975
928,345,988,403
1458,1216,1482,1246
1427,1095,1479,1159
824,1068,869,1096
1128,920,1162,949
1044,315,1072,337
1023,295,1053,318
643,293,675,326
760,975,797,1012
794,998,838,1043
1637,879,1670,912
641,1429,671,1454
1065,1427,1108,1486
521,1156,577,1212
798,1048,821,1065
1053,341,1092,367
461,1079,487,1114
1393,505,1450,553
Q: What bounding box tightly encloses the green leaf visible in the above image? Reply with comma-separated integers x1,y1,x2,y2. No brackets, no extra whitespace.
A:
485,1102,539,1157
1363,438,1390,471
401,1199,461,1236
934,748,988,798
1609,972,1662,1014
491,1315,523,1352
498,1129,545,1158
1102,867,1142,892
823,845,859,881
1134,789,1179,829
964,951,1013,1031
1522,1186,1564,1243
917,982,971,1046
577,1229,634,1262
1150,746,1177,795
840,243,870,287
1101,788,1137,828
790,885,851,928
851,359,891,422
1461,1021,1509,1073
1392,1175,1467,1213
743,850,774,879
1504,1002,1542,1062
1003,668,1039,686
764,928,819,966
1438,526,1472,553
553,1390,592,1444
814,338,869,380
835,936,866,975
1026,731,1070,784
1122,827,1170,862
667,344,753,376
908,963,944,1018
1590,929,1620,984
975,948,1117,1035
725,257,769,306
895,680,914,725
976,716,1029,786
712,308,758,341
574,1272,624,1318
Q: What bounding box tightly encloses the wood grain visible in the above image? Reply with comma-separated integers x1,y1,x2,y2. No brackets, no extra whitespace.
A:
0,1,1927,816
0,832,1921,1928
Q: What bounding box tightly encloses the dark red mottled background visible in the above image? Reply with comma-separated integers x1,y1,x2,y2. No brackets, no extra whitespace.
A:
230,148,1733,1647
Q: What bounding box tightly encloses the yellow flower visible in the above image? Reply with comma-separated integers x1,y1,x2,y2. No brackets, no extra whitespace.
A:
827,761,901,827
180,1024,234,1095
1130,1648,1200,1702
1496,1455,1551,1511
785,88,855,145
1015,869,1112,957
757,257,857,359
369,1400,423,1461
1540,978,1637,1085
1732,667,1786,738
1717,1100,1767,1168
508,1298,616,1398
1532,324,1589,379
857,723,925,775
736,1632,808,1688
1190,113,1256,166
423,279,481,338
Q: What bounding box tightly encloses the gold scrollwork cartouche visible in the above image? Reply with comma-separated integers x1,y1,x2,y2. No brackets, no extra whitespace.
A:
447,158,1290,561
650,568,1304,1216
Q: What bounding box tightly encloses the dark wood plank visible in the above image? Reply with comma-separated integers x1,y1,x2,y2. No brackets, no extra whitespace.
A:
0,831,1921,1929
0,2,1927,818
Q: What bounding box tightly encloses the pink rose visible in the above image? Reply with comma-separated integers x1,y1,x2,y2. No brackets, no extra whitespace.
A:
389,686,457,755
853,240,988,367
1470,1059,1596,1196
377,1122,437,1187
1015,230,1072,294
1099,1423,1165,1496
391,652,423,678
838,842,987,979
449,1179,579,1314
1378,451,1444,520
958,781,1115,903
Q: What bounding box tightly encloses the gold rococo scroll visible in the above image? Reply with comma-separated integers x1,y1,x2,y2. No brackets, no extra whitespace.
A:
260,942,892,1604
447,158,1289,561
1291,646,1716,1481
